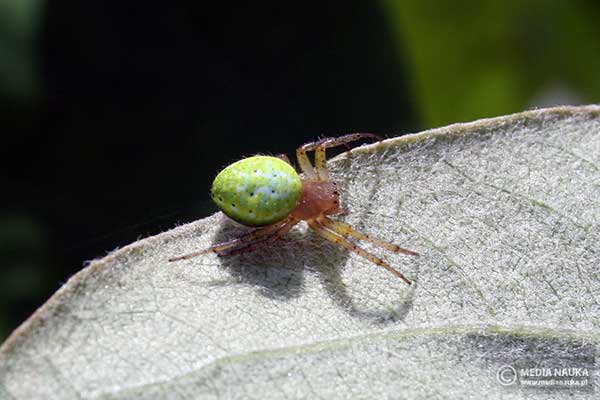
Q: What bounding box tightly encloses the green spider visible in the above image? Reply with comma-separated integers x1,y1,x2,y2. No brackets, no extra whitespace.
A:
169,133,417,285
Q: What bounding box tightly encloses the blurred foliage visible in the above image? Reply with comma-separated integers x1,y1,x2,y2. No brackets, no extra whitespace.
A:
0,213,52,340
0,0,45,342
0,0,42,102
381,0,600,127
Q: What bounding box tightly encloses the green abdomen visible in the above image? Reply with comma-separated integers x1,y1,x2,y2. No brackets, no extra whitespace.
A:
211,156,302,226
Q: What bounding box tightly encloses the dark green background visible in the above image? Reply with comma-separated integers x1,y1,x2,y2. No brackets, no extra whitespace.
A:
1,1,599,342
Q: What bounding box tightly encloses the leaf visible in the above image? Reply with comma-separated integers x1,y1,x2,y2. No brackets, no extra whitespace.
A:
380,2,600,127
1,105,599,399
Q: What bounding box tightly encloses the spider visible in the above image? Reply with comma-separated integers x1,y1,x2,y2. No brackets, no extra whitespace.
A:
169,133,417,285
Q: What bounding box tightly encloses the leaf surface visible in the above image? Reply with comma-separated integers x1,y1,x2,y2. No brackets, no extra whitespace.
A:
1,106,599,399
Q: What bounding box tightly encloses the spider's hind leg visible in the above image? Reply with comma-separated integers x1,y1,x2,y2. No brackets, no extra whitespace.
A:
275,153,292,165
168,219,289,261
221,217,299,256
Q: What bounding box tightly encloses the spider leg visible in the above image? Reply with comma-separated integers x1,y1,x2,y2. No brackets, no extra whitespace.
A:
301,133,383,152
221,218,299,256
296,146,318,179
319,216,418,256
331,207,351,216
314,144,329,181
276,153,292,165
307,220,412,285
300,133,383,181
168,219,289,261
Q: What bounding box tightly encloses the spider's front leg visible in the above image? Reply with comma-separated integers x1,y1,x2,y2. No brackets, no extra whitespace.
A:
319,216,418,256
307,219,412,285
297,133,382,181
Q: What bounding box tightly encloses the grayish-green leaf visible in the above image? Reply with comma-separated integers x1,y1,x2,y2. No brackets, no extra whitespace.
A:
1,105,599,399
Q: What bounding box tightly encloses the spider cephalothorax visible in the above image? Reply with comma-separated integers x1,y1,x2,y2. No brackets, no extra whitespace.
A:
169,133,417,285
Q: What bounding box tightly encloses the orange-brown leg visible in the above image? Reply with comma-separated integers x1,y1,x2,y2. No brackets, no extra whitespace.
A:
276,153,292,165
221,218,299,256
300,133,383,152
314,144,329,181
318,216,418,256
299,133,383,181
296,146,317,179
331,208,350,216
307,220,412,285
168,219,289,261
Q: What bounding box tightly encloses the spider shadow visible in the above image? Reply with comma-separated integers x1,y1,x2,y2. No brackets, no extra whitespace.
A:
329,151,417,324
317,257,415,325
211,217,415,324
210,217,342,301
